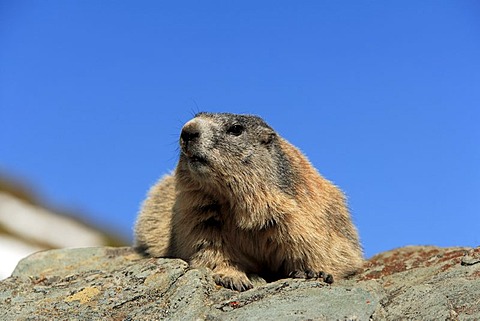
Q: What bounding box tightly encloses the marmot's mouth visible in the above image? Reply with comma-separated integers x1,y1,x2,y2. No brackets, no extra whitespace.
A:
187,154,208,165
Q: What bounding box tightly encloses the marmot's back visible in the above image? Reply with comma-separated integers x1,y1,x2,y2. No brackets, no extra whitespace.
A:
135,112,363,291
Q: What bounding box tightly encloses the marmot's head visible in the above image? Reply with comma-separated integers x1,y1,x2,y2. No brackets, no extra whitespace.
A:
177,112,296,196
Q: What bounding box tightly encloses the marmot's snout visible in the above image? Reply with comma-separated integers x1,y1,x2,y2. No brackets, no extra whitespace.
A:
180,118,209,165
180,121,200,148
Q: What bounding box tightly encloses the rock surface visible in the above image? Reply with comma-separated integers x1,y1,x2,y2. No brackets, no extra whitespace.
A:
1,245,479,320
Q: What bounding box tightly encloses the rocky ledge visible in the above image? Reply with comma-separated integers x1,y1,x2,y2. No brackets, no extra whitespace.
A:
1,245,479,320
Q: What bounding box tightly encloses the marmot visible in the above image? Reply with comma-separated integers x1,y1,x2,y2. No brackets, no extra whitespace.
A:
135,112,363,291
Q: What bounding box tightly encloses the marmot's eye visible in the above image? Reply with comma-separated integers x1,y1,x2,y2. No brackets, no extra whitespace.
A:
227,124,244,136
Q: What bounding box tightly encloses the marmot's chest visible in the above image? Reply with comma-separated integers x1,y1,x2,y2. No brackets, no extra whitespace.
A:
220,217,287,274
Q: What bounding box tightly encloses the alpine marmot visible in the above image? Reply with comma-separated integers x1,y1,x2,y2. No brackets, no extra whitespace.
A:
135,112,363,291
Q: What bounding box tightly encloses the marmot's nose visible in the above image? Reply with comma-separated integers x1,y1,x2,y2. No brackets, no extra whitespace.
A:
180,122,201,145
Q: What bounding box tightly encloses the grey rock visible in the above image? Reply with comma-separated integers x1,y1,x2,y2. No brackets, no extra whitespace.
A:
1,245,479,320
210,282,377,321
361,246,480,320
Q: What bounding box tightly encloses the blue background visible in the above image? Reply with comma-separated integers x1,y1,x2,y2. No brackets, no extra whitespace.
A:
1,1,479,257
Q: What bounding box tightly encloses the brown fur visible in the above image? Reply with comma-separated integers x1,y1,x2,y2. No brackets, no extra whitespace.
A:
135,112,363,291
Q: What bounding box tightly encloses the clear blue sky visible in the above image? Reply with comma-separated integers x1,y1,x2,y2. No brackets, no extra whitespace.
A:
1,1,479,258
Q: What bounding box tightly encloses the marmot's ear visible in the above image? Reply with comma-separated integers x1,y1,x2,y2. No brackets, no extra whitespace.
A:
260,130,276,145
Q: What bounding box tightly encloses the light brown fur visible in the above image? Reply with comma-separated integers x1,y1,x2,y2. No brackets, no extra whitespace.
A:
135,112,363,291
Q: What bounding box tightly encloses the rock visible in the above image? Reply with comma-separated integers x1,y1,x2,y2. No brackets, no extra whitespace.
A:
1,245,479,320
360,246,480,320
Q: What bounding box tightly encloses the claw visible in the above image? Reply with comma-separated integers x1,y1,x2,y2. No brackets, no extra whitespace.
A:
289,269,334,284
213,273,253,292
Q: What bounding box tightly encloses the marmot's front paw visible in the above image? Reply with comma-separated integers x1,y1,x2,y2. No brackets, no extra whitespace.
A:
289,269,334,284
213,269,253,292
